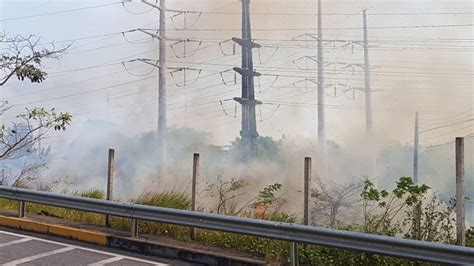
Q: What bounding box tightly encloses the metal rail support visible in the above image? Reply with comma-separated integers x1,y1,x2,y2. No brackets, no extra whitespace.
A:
131,218,139,238
18,200,26,218
290,242,298,266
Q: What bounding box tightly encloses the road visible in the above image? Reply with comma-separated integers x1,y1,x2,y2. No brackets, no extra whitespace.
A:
0,228,194,265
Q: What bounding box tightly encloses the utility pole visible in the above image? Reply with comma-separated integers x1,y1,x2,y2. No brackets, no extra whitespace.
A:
158,0,168,174
233,0,261,159
362,9,373,134
362,9,377,182
413,112,421,239
317,0,325,144
137,0,168,176
413,112,419,183
315,0,328,178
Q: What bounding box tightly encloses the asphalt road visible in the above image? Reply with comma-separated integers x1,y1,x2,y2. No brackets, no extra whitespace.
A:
0,229,196,266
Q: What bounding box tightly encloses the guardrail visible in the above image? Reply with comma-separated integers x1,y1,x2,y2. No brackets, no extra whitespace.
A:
0,186,473,264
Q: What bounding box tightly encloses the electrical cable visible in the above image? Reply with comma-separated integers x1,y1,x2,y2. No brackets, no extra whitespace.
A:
164,23,474,32
420,119,474,134
121,0,156,14
0,2,122,22
421,124,474,141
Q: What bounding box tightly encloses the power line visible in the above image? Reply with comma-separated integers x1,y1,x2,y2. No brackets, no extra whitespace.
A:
47,47,159,76
255,37,474,43
421,134,474,148
3,65,145,101
422,124,473,141
39,32,124,45
185,10,474,16
67,38,151,55
0,2,122,22
164,23,474,32
420,113,474,129
420,119,474,134
262,100,467,114
5,41,229,95
420,109,473,122
166,59,474,78
121,0,156,15
12,76,156,107
47,62,124,75
23,68,278,127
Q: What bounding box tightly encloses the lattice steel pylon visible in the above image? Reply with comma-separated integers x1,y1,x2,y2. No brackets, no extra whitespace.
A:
232,0,261,159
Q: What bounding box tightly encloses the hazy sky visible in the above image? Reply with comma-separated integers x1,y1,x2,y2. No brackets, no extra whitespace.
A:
1,0,472,148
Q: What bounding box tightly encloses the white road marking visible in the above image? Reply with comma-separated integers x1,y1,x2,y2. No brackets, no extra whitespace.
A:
0,230,169,265
3,246,75,266
88,256,124,266
0,238,32,248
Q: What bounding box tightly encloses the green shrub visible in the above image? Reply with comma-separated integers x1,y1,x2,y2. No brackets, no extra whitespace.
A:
467,227,474,247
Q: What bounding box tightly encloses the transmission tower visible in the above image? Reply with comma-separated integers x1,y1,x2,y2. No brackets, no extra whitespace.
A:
233,0,261,159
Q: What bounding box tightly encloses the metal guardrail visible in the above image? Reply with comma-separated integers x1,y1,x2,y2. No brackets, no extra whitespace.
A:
0,186,473,264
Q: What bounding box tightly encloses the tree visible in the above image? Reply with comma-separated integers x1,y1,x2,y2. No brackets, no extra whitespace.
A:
1,33,70,86
0,32,71,186
0,108,71,161
311,177,362,228
0,142,52,188
360,177,456,243
361,177,430,236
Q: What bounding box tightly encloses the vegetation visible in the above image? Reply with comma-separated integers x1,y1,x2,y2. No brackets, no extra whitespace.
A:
135,191,191,210
361,177,456,244
0,33,70,86
312,177,362,228
0,176,456,265
230,136,281,161
467,227,474,247
361,177,430,236
0,32,71,187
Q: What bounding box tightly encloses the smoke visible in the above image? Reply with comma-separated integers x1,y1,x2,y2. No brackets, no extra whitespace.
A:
38,116,472,223
1,0,472,221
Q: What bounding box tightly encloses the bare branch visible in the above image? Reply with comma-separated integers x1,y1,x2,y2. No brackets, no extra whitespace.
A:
0,33,71,86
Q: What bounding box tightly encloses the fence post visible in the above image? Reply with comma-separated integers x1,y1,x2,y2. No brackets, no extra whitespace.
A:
190,153,199,240
18,201,26,218
290,157,312,266
304,157,311,225
106,148,115,227
456,137,465,246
